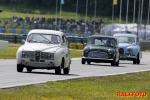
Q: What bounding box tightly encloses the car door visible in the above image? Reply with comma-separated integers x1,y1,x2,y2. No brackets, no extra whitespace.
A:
62,35,70,67
115,39,119,61
136,37,142,59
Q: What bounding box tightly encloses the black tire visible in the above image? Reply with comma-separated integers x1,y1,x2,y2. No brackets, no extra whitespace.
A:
55,66,61,75
137,54,140,64
27,67,32,72
111,57,116,66
55,59,64,75
116,60,119,66
63,64,70,74
87,61,91,65
17,64,24,72
133,59,137,64
82,59,86,64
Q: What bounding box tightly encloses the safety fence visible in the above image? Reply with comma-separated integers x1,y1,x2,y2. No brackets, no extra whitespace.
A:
0,28,28,35
0,35,150,50
0,35,88,45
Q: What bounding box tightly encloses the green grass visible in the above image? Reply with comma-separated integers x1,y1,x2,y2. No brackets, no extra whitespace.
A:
143,50,150,52
70,49,82,58
0,71,149,100
8,43,22,47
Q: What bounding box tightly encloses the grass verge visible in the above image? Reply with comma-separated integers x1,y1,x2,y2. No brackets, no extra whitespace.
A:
0,71,150,100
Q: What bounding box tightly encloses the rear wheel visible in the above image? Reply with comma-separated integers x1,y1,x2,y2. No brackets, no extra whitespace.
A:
17,64,24,72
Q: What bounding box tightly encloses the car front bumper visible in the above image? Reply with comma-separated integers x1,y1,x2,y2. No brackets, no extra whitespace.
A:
82,57,114,63
120,54,137,60
20,58,56,69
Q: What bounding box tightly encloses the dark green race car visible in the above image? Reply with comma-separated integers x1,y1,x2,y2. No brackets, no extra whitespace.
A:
82,35,120,66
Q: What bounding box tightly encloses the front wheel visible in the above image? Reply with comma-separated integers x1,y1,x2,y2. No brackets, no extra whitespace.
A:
55,66,61,75
82,59,86,64
116,60,119,66
137,54,140,64
133,59,137,64
87,61,91,65
17,64,24,72
55,59,64,75
27,67,32,72
63,64,70,74
111,57,116,66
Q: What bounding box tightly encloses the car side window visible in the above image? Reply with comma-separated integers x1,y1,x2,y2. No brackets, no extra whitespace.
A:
62,35,66,44
64,36,68,45
137,37,139,43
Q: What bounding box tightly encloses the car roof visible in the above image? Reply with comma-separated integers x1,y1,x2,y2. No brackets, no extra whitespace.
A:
89,35,115,39
113,33,137,38
28,29,64,36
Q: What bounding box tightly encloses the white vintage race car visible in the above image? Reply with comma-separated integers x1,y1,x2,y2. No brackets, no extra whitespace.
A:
16,29,71,74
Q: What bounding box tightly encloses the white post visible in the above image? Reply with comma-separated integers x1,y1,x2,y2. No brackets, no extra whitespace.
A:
55,0,58,30
126,0,129,31
137,0,141,37
140,0,144,26
75,0,79,20
146,0,150,39
119,0,122,32
140,0,144,38
94,0,97,33
112,1,114,24
133,0,136,24
59,0,62,30
85,0,88,34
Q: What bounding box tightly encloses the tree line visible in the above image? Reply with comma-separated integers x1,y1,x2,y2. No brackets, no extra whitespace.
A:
0,0,149,20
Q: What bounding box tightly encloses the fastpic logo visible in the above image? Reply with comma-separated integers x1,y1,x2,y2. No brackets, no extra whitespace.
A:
117,92,147,97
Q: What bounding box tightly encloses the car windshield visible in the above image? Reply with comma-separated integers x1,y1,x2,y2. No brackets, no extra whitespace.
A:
115,36,135,44
87,37,116,47
27,33,61,44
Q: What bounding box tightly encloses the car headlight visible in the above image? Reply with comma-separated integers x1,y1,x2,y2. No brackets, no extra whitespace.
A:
22,51,29,58
107,49,113,54
84,47,90,53
48,53,54,60
127,48,132,52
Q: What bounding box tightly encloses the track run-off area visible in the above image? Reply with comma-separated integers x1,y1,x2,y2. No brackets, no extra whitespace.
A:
0,52,150,88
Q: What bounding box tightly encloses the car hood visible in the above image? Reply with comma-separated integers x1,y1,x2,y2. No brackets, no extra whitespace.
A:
118,43,134,48
21,43,60,52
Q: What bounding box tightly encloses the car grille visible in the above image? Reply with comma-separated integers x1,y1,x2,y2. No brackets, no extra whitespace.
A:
28,51,49,61
29,51,35,58
35,51,40,62
88,51,108,59
41,52,49,59
119,48,124,54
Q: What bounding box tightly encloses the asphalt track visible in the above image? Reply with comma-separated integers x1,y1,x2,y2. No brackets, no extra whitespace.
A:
0,52,150,88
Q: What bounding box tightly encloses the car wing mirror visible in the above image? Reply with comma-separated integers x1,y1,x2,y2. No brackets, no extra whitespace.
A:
22,39,25,43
